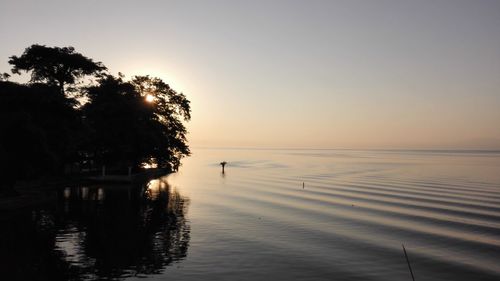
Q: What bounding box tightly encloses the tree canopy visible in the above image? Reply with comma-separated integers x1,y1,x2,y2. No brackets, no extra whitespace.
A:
82,75,191,171
1,45,191,191
8,44,107,96
131,75,191,169
0,81,81,191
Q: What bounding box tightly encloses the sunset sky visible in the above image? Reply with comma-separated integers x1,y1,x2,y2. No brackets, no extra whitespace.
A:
1,0,499,149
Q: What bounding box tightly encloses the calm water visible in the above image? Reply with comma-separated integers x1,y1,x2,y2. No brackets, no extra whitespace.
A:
1,149,500,280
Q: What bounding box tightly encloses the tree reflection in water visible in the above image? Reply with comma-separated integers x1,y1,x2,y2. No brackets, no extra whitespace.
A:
0,178,190,281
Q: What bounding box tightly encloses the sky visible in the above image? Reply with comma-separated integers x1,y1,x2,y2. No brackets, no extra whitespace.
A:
1,0,499,149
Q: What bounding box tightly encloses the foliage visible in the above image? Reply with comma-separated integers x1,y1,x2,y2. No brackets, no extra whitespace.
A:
83,75,191,171
9,44,107,96
1,45,191,189
0,72,10,81
0,81,82,191
131,75,191,169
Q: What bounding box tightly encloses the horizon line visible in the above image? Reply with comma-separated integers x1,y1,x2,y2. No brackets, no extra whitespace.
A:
191,146,500,153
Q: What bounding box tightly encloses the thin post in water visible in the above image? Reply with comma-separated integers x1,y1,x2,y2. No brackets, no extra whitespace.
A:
402,244,415,281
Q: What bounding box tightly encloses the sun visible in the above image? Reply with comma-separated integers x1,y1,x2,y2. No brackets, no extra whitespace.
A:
145,94,154,103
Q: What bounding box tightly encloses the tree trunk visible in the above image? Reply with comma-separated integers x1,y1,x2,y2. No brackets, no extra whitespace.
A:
58,80,65,96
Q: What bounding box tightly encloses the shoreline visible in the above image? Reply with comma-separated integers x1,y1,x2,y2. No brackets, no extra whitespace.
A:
0,168,171,217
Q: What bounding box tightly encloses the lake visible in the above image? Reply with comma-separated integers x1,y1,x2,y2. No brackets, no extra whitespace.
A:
1,148,500,280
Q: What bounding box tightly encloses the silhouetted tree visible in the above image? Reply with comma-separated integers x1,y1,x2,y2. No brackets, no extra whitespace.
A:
131,75,191,169
82,75,191,171
9,44,107,96
0,111,53,193
1,45,191,190
0,81,82,191
0,72,10,81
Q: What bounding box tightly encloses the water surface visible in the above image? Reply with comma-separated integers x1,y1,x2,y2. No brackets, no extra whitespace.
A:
1,149,500,280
